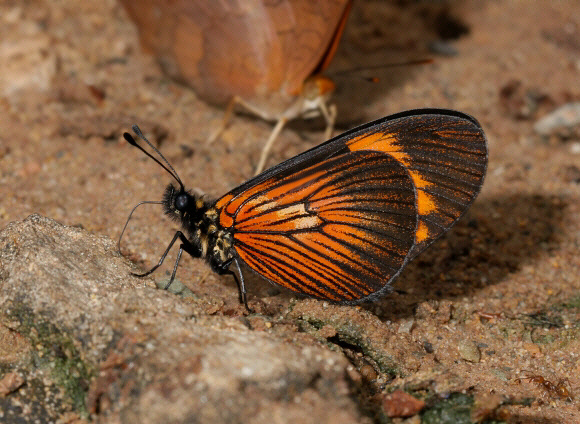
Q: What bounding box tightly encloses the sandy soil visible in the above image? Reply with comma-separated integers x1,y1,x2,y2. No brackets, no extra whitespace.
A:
1,1,579,423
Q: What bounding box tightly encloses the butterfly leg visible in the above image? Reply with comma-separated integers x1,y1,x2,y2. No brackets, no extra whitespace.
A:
214,258,252,312
132,230,195,279
208,95,270,145
254,116,288,176
302,96,336,140
163,245,183,290
207,96,239,144
164,234,205,290
233,259,251,311
318,100,336,140
206,94,289,176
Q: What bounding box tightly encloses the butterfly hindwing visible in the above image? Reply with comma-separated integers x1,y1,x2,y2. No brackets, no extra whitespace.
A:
217,150,418,301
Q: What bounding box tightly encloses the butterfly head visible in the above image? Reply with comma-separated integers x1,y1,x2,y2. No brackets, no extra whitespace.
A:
162,183,205,222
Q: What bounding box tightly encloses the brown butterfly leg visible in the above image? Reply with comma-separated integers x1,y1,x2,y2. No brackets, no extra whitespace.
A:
205,95,288,176
319,100,336,140
254,99,335,175
211,95,290,176
206,96,239,144
254,117,288,176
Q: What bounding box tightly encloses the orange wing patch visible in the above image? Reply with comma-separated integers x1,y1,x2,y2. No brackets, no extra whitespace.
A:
344,113,487,258
347,129,439,241
415,221,430,244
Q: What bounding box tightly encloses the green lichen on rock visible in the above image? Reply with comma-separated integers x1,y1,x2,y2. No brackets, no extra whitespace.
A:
420,393,474,424
296,314,399,376
5,302,93,416
420,392,507,424
562,295,580,310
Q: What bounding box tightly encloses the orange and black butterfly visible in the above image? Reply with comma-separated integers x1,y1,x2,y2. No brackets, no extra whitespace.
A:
120,109,487,309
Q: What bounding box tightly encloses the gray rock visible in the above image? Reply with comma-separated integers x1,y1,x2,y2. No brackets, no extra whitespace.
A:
0,215,367,423
534,102,580,137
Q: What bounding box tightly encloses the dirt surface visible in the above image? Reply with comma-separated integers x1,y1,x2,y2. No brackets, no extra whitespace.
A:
1,1,579,423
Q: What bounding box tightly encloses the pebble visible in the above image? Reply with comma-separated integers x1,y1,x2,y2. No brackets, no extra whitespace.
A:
458,340,481,363
534,102,580,137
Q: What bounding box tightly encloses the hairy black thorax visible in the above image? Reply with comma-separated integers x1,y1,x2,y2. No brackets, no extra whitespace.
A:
162,184,234,271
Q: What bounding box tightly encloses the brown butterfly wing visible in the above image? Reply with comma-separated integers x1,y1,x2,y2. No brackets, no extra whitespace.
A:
121,0,351,108
277,0,352,93
217,150,418,301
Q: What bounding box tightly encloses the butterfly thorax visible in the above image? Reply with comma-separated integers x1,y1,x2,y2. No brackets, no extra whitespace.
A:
162,184,234,270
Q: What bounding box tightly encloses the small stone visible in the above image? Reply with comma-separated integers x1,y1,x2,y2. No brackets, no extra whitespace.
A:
490,368,509,382
382,390,425,418
415,301,437,319
534,102,580,137
397,318,415,334
359,363,378,382
522,342,542,357
435,300,453,323
458,340,481,363
0,372,25,396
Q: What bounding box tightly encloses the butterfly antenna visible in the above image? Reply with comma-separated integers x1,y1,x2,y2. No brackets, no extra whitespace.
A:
331,58,434,77
118,200,163,254
123,125,185,191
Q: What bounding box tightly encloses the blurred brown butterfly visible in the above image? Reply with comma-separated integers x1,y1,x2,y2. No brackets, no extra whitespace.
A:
121,0,352,174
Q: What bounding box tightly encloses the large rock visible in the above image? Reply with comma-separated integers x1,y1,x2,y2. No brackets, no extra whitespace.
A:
0,215,366,423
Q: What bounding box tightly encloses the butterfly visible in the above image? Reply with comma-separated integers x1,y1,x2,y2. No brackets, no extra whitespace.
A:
120,109,487,310
120,0,353,175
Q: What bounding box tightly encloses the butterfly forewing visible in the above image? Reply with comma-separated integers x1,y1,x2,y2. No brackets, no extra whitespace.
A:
344,112,487,258
216,151,418,301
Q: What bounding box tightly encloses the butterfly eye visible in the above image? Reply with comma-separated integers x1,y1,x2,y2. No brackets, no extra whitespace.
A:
175,194,189,211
